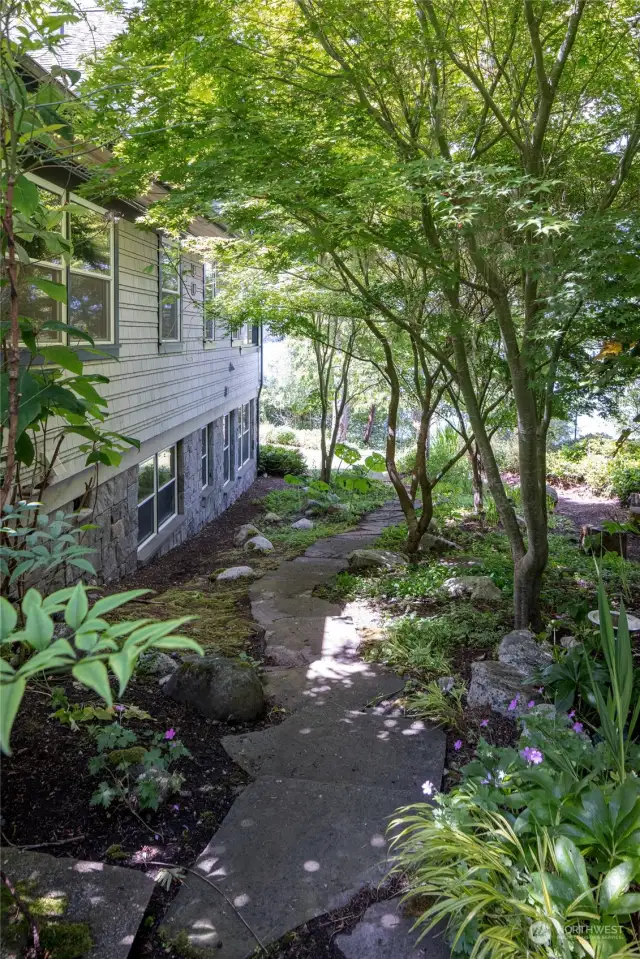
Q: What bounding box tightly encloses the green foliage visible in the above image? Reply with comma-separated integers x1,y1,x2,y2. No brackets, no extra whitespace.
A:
0,583,203,754
270,428,298,446
88,719,190,812
0,501,97,595
547,437,640,502
406,679,467,728
259,444,307,476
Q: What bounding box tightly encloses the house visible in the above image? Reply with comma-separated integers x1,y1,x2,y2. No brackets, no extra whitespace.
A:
13,52,262,583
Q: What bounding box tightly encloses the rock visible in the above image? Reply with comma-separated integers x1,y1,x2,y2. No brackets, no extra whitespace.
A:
629,492,640,507
305,499,324,508
437,675,455,692
581,524,627,558
347,549,408,572
0,846,155,959
263,512,282,523
216,565,258,582
267,645,314,668
245,535,274,553
418,533,459,554
136,650,178,676
546,484,559,505
443,575,501,602
291,518,314,530
468,660,536,716
335,898,448,959
234,523,262,547
163,654,265,722
560,634,581,649
326,502,350,515
498,629,553,677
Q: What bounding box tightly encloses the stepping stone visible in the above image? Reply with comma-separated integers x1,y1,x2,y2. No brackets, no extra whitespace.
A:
251,594,343,626
262,658,403,713
0,847,155,959
161,776,417,959
335,898,449,959
304,532,381,559
251,560,344,599
264,615,361,660
222,709,445,791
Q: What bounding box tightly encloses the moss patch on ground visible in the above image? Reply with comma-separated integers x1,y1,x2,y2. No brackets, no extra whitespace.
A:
1,882,93,958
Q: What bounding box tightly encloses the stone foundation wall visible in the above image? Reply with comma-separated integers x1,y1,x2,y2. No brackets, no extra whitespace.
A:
56,411,256,585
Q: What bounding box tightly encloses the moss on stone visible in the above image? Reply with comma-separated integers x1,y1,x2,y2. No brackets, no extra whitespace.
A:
159,928,216,957
1,882,93,957
107,746,146,767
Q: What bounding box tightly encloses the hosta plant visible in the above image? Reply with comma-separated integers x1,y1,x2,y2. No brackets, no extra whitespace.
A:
0,583,202,754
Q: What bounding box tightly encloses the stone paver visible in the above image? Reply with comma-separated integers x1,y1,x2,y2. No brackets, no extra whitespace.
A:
161,777,415,959
222,709,445,790
0,847,155,959
161,503,444,959
335,899,449,959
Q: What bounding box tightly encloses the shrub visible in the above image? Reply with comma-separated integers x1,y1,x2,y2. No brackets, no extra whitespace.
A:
271,427,298,446
258,444,307,476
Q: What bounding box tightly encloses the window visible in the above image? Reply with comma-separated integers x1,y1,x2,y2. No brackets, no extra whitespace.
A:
160,240,180,341
201,425,212,489
250,399,256,457
1,177,116,346
203,261,217,340
223,413,231,483
68,196,114,342
237,403,251,467
137,446,177,546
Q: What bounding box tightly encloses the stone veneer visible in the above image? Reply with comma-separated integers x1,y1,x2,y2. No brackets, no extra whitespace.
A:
58,412,256,584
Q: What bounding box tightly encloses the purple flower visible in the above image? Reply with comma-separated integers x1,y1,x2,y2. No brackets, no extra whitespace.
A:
520,746,544,765
164,728,176,740
527,700,535,709
537,687,544,694
453,739,463,751
480,719,489,727
568,710,576,719
171,804,180,812
114,704,126,713
481,774,492,785
508,695,519,711
572,722,584,734
422,780,435,797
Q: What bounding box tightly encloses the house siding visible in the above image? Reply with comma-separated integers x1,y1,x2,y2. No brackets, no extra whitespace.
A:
40,207,261,582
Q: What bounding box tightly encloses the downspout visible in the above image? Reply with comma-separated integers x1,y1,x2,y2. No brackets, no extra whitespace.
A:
256,324,264,469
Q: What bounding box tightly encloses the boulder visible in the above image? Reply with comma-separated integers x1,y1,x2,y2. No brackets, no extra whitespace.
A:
267,645,314,668
136,650,178,677
290,518,314,530
234,523,262,547
132,765,176,806
498,629,553,678
244,535,274,553
418,533,460,554
164,654,265,722
347,549,408,572
263,512,282,524
443,575,501,602
467,660,535,716
581,524,628,558
560,634,581,649
216,565,258,582
326,502,350,515
546,484,559,506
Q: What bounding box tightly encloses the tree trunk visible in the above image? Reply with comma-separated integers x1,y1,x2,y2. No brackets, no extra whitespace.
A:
468,444,484,516
337,402,349,441
363,403,376,444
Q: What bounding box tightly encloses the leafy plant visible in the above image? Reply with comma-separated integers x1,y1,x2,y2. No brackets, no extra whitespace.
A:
258,443,307,476
406,679,467,728
88,719,189,812
0,583,202,753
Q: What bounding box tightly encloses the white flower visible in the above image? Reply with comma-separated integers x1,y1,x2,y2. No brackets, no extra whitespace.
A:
422,780,435,797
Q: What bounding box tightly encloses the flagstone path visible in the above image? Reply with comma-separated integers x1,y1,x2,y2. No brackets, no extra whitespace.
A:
161,504,447,958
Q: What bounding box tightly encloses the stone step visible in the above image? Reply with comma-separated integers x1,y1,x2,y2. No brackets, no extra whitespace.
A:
222,708,445,791
0,847,155,959
262,655,403,714
160,776,418,959
264,614,361,659
335,898,449,959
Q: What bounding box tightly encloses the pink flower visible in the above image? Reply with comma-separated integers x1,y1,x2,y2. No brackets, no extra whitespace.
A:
520,746,544,765
453,739,463,751
164,728,176,740
508,695,519,711
527,700,535,709
114,704,126,713
480,719,489,727
572,722,584,734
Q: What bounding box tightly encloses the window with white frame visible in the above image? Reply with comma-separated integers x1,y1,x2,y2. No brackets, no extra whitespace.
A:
201,424,212,489
203,261,218,340
68,195,114,342
137,446,178,546
159,240,181,341
236,403,251,467
223,413,231,483
1,175,116,345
